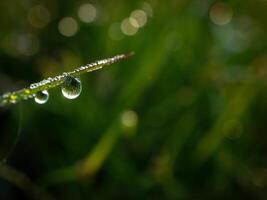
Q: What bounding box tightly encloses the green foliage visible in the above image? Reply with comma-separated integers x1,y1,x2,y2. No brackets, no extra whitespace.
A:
0,0,267,199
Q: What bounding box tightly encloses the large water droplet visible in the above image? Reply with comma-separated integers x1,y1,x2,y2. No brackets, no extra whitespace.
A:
34,90,49,104
61,76,82,99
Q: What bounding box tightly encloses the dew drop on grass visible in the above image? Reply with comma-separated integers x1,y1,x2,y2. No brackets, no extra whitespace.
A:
34,90,49,104
61,75,82,99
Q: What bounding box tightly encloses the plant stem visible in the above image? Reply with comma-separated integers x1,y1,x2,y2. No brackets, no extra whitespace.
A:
0,52,134,107
0,162,54,200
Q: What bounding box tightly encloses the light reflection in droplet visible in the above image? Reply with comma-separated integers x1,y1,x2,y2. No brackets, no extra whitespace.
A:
78,3,97,23
209,2,233,26
61,76,82,99
58,17,79,37
35,90,49,104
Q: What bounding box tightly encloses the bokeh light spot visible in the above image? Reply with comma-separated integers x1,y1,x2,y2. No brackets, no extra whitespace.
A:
121,18,138,36
209,2,233,26
78,3,97,23
58,17,79,37
2,33,39,57
17,34,40,56
130,10,147,28
28,5,50,28
142,2,153,17
121,110,138,128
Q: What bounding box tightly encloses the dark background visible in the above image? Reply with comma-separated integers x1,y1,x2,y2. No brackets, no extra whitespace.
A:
0,0,267,199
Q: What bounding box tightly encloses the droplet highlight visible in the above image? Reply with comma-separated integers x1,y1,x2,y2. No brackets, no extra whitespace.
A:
61,76,82,99
34,90,49,104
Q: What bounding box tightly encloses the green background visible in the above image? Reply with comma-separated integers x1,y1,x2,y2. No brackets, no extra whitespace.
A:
0,0,267,199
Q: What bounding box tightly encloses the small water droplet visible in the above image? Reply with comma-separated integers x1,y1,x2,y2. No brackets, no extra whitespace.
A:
34,90,49,104
61,76,82,99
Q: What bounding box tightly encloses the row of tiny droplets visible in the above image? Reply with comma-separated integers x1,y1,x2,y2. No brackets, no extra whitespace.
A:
0,53,128,105
29,54,126,90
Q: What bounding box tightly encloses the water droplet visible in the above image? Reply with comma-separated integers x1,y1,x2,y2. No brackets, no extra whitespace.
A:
34,90,49,104
10,95,18,104
61,76,82,99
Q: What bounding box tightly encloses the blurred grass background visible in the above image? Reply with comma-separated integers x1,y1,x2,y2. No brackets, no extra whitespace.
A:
1,0,267,199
